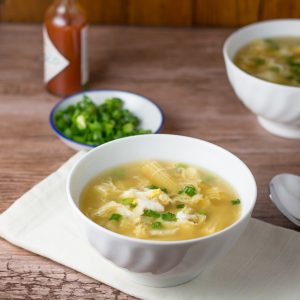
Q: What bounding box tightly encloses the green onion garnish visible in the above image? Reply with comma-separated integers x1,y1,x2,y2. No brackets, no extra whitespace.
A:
176,204,185,209
231,199,241,205
109,213,122,221
121,198,136,208
143,209,161,218
264,39,279,50
147,185,168,193
253,58,266,66
178,185,197,197
151,222,163,229
147,184,159,189
161,212,177,221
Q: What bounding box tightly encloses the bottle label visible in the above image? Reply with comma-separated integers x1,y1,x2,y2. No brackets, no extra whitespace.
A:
43,27,70,83
81,26,89,85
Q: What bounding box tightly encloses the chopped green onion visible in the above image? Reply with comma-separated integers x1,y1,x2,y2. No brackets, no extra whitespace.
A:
54,96,152,146
121,198,136,208
151,222,163,229
109,213,122,221
147,184,159,189
123,123,134,134
143,209,161,218
231,199,241,205
161,212,177,221
76,114,87,130
199,210,207,216
176,204,185,209
264,39,279,50
286,56,300,82
178,185,197,197
253,58,266,66
147,185,168,194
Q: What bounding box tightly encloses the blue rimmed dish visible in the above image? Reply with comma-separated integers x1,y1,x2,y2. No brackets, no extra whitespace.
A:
49,89,164,151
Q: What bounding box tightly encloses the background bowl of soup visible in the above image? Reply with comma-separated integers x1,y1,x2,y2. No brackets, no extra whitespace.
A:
67,134,257,287
223,19,300,139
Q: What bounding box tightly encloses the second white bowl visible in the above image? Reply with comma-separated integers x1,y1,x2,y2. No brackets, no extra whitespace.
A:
223,19,300,139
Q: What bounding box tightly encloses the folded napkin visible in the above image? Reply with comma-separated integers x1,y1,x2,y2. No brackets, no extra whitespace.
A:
1,152,300,300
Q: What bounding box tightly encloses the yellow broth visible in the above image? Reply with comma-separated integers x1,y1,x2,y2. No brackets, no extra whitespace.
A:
80,160,241,241
234,37,300,86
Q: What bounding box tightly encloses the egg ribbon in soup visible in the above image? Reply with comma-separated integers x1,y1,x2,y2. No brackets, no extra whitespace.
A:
80,160,241,241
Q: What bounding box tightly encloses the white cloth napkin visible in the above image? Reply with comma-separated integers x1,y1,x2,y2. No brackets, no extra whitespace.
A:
1,152,300,300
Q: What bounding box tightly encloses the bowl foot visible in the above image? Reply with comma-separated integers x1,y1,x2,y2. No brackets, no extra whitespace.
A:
257,117,300,139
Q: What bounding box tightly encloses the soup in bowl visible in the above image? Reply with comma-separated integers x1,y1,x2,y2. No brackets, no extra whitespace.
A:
67,134,256,287
234,37,300,87
223,19,300,139
80,160,241,241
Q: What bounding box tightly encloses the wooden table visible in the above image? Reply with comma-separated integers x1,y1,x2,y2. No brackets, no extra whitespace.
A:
0,24,299,299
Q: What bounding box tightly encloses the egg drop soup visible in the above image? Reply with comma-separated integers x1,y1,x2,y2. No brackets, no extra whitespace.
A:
234,37,300,86
80,160,241,241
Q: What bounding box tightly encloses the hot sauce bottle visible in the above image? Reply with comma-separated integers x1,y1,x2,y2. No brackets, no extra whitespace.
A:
44,0,88,96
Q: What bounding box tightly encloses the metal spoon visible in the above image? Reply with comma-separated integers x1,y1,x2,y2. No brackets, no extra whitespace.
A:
269,173,300,227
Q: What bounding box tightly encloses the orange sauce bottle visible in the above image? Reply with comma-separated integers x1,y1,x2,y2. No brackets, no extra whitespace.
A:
43,0,88,96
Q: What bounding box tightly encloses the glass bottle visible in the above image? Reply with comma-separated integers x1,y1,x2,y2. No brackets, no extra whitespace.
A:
43,0,88,96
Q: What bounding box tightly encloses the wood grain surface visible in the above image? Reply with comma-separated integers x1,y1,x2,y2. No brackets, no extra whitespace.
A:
194,0,261,26
0,24,299,299
2,0,300,26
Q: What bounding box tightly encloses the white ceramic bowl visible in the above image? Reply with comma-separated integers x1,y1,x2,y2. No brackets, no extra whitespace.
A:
67,134,257,287
49,89,164,151
223,19,300,139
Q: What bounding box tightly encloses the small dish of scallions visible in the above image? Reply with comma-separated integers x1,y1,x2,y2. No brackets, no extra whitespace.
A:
49,90,164,151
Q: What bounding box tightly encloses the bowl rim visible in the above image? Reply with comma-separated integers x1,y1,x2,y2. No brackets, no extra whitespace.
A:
223,18,300,90
49,89,165,149
66,134,257,245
